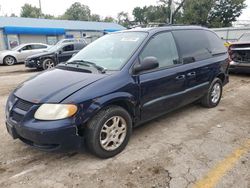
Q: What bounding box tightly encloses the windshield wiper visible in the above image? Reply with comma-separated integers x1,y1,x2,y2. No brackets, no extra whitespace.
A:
65,60,107,73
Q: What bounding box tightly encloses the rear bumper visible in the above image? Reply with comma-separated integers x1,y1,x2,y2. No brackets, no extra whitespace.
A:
6,119,83,151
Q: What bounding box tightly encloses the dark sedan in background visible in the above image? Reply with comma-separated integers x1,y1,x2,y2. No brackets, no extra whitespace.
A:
25,41,87,70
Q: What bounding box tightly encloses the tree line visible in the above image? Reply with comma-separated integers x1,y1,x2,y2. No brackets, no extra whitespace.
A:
9,0,247,28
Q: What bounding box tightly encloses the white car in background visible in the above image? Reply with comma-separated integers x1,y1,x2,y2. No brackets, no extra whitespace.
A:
0,43,50,66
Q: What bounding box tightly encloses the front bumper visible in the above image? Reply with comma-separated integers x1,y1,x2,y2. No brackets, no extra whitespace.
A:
229,61,250,73
6,118,83,151
25,59,41,68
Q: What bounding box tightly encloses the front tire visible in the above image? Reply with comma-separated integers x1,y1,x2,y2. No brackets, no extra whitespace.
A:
201,78,223,108
4,56,16,66
85,106,132,158
42,58,55,70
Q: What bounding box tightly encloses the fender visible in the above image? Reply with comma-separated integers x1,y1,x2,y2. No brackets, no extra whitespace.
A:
78,92,139,126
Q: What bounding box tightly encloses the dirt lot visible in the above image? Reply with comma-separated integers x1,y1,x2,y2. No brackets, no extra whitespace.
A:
0,64,249,188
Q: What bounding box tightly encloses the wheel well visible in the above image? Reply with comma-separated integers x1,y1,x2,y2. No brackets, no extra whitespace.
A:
77,100,136,136
4,55,16,62
108,100,135,119
217,73,225,83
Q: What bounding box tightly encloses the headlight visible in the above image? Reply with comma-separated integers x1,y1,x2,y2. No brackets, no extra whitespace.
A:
34,104,78,120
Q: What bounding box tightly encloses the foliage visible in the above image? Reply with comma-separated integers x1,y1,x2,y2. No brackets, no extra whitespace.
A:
182,0,214,26
103,16,116,23
20,4,42,18
208,0,247,27
90,14,101,22
61,2,91,21
117,12,130,28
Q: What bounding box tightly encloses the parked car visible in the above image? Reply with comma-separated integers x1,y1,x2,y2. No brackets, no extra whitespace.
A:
0,43,50,66
25,42,86,70
5,26,229,158
228,33,250,73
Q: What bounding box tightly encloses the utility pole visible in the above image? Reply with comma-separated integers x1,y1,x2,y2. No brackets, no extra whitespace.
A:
170,2,175,24
39,0,42,18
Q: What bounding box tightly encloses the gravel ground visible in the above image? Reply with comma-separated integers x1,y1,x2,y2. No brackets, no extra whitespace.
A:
0,64,249,188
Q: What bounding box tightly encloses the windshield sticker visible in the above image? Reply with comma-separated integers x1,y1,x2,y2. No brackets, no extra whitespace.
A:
121,37,139,42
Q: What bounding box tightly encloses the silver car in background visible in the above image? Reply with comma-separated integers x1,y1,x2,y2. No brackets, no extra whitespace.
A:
0,43,50,66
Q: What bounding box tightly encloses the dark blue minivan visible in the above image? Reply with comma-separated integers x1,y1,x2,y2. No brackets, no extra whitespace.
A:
5,26,229,158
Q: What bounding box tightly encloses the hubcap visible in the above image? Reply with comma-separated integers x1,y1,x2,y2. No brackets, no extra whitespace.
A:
45,60,54,69
100,116,127,151
5,57,15,65
211,83,221,104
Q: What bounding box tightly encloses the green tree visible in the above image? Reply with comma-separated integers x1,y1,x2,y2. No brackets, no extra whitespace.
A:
90,14,101,22
182,0,214,26
208,0,246,27
132,6,147,24
62,2,91,21
20,4,42,18
103,16,116,23
117,11,130,28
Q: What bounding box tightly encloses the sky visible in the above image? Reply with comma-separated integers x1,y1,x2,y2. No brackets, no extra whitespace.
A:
0,0,250,20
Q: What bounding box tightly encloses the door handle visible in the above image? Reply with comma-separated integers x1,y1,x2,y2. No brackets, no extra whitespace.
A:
187,72,196,77
176,75,186,80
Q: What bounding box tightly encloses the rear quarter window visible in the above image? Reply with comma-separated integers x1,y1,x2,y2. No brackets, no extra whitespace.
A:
205,30,227,55
172,30,212,63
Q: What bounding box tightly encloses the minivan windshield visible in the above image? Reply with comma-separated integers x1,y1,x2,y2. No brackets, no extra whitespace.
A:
67,32,147,71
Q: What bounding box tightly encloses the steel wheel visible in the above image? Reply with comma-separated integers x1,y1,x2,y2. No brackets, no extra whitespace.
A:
100,116,127,151
4,56,16,66
43,59,55,70
211,83,221,104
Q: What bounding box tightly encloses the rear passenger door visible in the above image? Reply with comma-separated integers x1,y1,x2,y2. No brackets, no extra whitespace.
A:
138,32,186,121
172,29,216,104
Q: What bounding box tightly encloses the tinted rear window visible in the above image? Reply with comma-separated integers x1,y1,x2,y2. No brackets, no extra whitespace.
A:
205,31,227,55
172,30,212,63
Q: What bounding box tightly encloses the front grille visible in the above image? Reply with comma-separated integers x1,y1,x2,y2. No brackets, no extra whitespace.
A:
9,97,34,123
12,111,23,122
15,99,33,111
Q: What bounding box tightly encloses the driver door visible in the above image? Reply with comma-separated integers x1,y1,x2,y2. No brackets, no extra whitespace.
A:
57,44,76,63
138,32,186,121
18,45,35,61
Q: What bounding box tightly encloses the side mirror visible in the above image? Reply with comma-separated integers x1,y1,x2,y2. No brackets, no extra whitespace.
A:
58,50,62,54
133,56,159,74
18,49,22,52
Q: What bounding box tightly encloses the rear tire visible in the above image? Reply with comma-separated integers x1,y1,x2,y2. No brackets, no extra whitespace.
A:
3,56,16,66
201,78,223,108
85,106,132,158
42,58,55,70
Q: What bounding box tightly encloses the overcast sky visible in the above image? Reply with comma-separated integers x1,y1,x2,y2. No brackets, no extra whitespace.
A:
0,0,250,20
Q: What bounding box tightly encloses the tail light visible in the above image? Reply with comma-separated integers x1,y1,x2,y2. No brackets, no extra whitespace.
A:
228,45,233,61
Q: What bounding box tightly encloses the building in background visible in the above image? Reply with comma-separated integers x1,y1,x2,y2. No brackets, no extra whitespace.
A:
0,17,125,50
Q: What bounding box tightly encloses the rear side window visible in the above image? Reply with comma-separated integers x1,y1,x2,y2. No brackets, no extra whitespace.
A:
205,31,227,55
74,43,86,50
31,44,47,49
140,32,179,68
172,30,212,63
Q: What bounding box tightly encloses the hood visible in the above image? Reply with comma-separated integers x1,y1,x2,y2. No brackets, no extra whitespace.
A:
14,68,107,103
27,51,54,59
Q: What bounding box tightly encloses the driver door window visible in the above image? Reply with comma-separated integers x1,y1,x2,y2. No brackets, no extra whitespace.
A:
139,32,179,69
62,44,74,52
21,45,33,51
